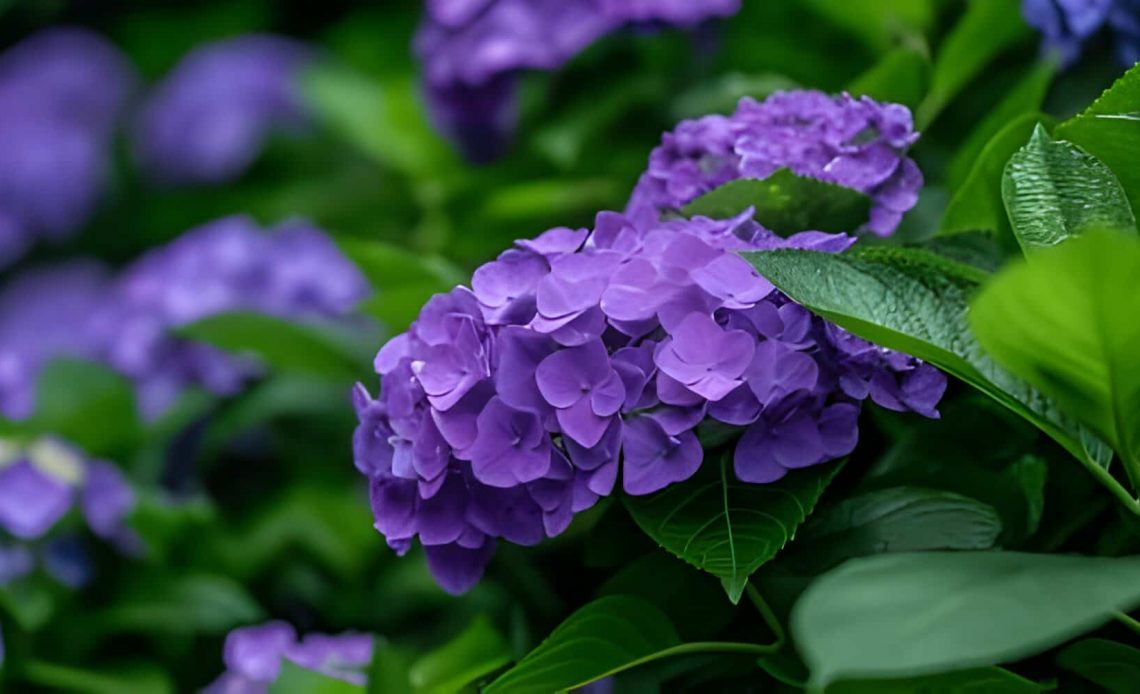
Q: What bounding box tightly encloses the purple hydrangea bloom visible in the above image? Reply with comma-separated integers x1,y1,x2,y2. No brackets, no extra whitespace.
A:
0,29,137,266
415,0,741,160
93,215,369,417
133,35,313,185
353,206,945,593
1023,0,1140,66
0,438,136,552
205,621,374,692
626,91,923,237
0,262,111,420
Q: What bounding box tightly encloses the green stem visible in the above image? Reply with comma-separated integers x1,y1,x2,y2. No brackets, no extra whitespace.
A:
1076,451,1140,516
746,582,786,649
1114,612,1140,639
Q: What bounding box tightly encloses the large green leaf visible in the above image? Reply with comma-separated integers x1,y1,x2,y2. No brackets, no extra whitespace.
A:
407,617,511,694
1056,638,1140,691
791,552,1140,686
681,170,871,236
625,454,843,603
829,667,1047,693
794,487,1002,570
177,312,364,381
742,247,1128,509
270,661,364,694
941,113,1048,239
1055,63,1140,215
484,595,778,693
916,0,1032,128
1002,125,1136,253
484,596,680,693
971,230,1140,489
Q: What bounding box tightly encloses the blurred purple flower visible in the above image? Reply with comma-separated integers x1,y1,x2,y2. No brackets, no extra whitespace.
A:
627,91,922,236
93,215,368,417
415,0,741,160
1023,0,1140,66
0,437,137,558
0,261,111,420
0,28,136,266
206,621,373,692
133,35,313,185
353,203,944,593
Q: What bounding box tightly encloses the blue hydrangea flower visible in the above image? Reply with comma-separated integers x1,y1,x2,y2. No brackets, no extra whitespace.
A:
415,0,741,160
205,621,374,692
0,28,137,266
93,215,369,417
353,205,945,593
132,35,313,185
626,91,923,237
0,262,112,420
1023,0,1140,66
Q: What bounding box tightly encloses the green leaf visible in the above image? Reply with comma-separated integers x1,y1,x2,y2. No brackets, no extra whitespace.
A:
270,661,365,694
947,62,1056,189
19,661,172,694
337,238,464,292
407,617,511,694
791,551,1140,686
483,596,680,694
942,112,1049,239
1055,62,1140,216
805,0,935,52
625,454,843,603
916,0,1032,128
681,170,871,236
338,238,463,333
795,487,1002,570
1004,455,1048,537
28,359,141,456
93,573,264,637
828,667,1047,693
846,46,930,110
200,375,351,459
177,312,363,381
742,247,1120,507
1003,125,1136,253
301,64,455,178
213,486,378,581
1056,638,1140,691
367,641,415,694
971,230,1140,489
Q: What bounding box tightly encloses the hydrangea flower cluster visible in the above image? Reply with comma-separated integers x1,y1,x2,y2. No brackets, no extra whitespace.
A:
0,437,137,588
0,28,137,265
353,206,945,593
415,0,741,160
205,621,373,692
626,91,923,237
133,35,314,185
1023,0,1140,66
92,215,370,417
0,262,111,420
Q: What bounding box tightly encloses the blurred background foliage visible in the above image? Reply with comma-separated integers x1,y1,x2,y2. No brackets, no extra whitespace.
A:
0,0,1136,691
